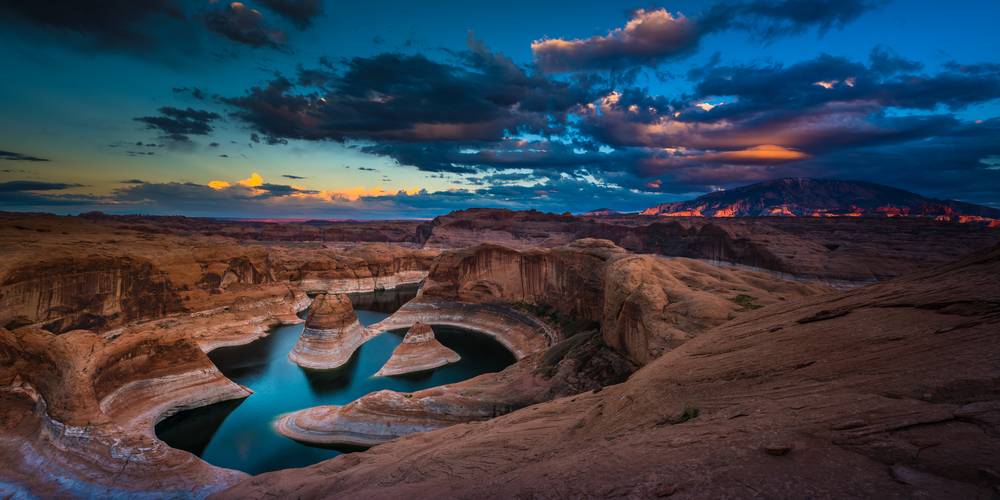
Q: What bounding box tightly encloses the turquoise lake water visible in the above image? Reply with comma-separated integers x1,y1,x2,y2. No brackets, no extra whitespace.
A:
155,288,515,475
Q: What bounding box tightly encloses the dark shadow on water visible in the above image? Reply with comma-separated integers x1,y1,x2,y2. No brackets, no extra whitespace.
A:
301,354,358,395
154,398,245,456
293,440,371,453
348,283,419,314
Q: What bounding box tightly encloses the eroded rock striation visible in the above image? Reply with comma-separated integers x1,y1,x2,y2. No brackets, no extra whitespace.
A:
288,293,370,370
374,322,460,377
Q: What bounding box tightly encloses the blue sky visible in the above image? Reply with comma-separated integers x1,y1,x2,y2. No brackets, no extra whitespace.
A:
1,0,999,218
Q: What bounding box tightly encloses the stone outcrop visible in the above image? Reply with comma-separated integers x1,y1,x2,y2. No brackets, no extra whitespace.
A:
223,242,1000,499
374,322,460,377
288,293,371,370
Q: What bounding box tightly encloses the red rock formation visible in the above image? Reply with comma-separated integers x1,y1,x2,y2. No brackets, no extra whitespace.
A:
288,293,371,370
0,256,186,333
374,322,460,377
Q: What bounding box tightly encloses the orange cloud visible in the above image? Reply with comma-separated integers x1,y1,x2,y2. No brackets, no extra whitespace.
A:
700,145,810,164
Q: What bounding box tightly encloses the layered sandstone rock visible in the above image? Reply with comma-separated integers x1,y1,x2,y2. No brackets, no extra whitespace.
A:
374,322,460,377
288,293,370,370
223,243,1000,499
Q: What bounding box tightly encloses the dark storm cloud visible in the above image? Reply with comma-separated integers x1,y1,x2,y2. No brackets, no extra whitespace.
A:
700,0,887,38
258,183,318,196
0,180,81,192
0,0,184,49
532,0,884,72
0,180,100,207
134,106,222,142
0,150,49,162
678,53,1000,123
204,1,287,50
257,0,323,30
120,179,146,184
224,37,595,145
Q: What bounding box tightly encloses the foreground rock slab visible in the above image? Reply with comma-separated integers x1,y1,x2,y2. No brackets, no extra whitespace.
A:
375,322,460,377
288,293,372,370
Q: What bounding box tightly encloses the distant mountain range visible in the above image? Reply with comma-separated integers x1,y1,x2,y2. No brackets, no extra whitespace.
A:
639,178,1000,225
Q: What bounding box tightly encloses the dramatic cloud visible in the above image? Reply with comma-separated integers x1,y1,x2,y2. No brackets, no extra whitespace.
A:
134,106,222,142
0,150,49,161
282,174,306,179
533,1,885,72
224,37,593,145
204,1,287,49
532,9,699,72
257,0,322,30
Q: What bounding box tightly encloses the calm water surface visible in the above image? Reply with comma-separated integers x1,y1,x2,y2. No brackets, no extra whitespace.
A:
156,288,514,475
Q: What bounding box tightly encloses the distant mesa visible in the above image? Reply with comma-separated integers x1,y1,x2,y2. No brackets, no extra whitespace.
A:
374,322,460,377
640,178,1000,225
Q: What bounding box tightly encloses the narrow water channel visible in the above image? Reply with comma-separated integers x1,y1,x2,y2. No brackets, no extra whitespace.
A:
155,286,515,475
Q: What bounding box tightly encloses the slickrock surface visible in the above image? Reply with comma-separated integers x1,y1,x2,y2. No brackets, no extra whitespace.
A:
222,243,1000,499
374,322,460,377
272,240,827,447
289,293,371,370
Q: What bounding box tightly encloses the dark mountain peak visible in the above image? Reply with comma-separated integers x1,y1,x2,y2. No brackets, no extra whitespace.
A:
642,178,1000,224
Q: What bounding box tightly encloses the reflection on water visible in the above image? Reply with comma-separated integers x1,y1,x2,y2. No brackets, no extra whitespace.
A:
347,282,420,314
155,286,515,475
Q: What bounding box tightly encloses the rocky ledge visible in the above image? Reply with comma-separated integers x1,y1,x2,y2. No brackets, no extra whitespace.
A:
374,322,460,377
288,293,372,370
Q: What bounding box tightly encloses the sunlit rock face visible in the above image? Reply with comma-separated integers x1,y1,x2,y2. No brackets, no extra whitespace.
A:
0,256,186,333
288,293,370,370
374,322,460,377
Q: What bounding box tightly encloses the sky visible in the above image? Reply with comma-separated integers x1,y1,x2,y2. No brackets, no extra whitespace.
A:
1,0,1000,218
